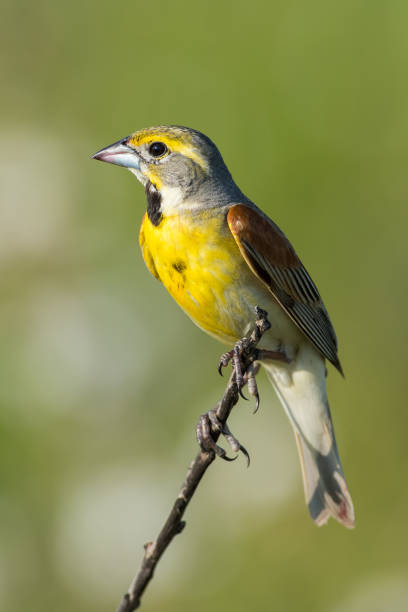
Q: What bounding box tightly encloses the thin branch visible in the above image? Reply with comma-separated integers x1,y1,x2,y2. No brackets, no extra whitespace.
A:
116,308,271,612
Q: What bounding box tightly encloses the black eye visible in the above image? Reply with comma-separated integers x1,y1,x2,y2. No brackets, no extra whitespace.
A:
148,141,168,158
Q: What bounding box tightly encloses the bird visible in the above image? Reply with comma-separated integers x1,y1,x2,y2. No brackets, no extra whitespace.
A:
92,125,354,528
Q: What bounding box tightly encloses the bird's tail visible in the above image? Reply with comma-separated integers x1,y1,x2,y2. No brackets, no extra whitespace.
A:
263,344,355,528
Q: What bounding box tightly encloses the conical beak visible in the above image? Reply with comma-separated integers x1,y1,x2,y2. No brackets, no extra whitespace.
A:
92,136,140,170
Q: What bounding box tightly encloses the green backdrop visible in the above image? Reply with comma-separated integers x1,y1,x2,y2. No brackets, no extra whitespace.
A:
1,1,407,610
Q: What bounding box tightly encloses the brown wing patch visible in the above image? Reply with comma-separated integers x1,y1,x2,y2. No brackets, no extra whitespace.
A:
228,204,299,269
227,204,342,373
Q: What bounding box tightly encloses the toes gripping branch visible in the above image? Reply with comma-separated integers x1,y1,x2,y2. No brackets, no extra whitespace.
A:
196,306,271,465
196,410,251,466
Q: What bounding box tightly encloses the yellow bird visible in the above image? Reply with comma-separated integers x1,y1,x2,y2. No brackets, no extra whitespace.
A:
93,126,354,528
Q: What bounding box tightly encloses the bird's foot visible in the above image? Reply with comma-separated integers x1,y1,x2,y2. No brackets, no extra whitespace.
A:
196,409,250,466
218,307,275,411
218,347,261,411
218,338,253,398
218,307,272,376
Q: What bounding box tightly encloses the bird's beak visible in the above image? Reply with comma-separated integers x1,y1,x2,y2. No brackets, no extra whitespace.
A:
92,136,140,170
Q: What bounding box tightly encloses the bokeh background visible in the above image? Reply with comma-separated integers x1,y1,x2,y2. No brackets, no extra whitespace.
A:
1,1,408,610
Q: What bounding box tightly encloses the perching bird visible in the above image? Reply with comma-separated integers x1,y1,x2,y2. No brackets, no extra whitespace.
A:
92,126,354,528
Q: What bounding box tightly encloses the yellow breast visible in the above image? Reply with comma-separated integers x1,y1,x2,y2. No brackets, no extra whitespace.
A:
139,209,260,344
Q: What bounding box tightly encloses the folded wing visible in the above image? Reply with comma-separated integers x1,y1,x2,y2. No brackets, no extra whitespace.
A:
227,204,342,373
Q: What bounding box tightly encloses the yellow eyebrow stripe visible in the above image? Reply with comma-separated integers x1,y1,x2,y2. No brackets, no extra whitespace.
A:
128,132,208,171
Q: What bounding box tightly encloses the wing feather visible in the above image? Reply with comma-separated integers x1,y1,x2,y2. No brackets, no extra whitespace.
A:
227,204,342,373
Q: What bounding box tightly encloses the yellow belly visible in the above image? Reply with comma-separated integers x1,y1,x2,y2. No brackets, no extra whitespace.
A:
139,209,266,344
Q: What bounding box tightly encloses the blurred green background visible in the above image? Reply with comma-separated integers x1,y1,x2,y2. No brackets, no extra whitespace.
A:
1,1,407,610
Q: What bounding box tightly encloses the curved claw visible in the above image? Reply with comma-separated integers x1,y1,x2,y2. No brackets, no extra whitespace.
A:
210,441,237,462
239,444,251,468
239,387,249,401
252,394,260,414
201,434,230,461
218,350,234,377
220,453,238,462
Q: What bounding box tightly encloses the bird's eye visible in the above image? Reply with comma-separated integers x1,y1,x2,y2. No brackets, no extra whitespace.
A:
148,141,168,158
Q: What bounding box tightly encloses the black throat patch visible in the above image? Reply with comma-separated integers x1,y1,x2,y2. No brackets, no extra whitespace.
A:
145,181,162,226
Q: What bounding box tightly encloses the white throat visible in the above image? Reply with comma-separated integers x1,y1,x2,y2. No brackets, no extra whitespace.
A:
159,185,184,213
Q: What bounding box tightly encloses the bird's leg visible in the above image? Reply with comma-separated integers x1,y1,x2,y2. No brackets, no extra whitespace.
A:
196,408,250,466
255,348,291,364
233,339,250,398
219,338,252,398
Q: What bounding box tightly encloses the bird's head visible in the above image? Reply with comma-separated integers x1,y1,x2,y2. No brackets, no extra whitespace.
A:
92,126,244,216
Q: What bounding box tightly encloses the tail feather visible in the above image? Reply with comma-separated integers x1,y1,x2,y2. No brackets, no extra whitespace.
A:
263,344,355,528
295,432,354,528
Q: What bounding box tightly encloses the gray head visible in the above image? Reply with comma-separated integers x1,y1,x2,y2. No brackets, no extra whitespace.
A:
92,125,247,211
